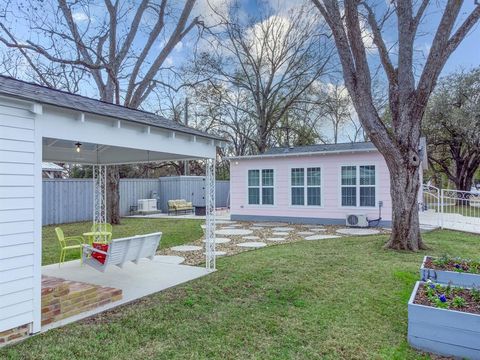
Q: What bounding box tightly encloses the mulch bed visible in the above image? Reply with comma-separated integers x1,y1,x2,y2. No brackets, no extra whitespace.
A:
414,283,480,315
158,222,390,266
424,256,480,274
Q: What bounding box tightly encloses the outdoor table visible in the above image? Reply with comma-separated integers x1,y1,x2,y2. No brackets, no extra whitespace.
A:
82,231,112,245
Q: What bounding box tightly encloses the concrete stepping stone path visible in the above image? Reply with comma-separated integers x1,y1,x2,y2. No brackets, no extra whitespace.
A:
202,237,231,244
297,231,314,236
271,232,289,236
336,228,380,236
253,222,289,227
266,237,288,242
309,228,326,232
271,227,295,232
250,226,265,230
304,235,341,241
170,245,203,252
242,236,260,240
216,229,253,236
203,251,227,256
237,242,267,248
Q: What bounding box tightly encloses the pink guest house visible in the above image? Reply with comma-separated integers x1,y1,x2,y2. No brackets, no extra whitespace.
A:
229,142,427,227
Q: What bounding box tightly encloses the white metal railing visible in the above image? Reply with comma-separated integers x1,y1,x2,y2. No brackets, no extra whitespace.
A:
419,185,480,233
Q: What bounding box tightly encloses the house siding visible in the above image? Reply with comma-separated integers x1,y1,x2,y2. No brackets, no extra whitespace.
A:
230,151,392,224
0,97,37,333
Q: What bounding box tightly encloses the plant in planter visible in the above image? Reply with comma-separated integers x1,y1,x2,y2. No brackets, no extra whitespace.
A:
420,255,480,287
408,280,480,359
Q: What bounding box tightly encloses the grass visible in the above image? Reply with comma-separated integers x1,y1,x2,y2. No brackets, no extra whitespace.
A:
3,229,479,359
42,218,203,265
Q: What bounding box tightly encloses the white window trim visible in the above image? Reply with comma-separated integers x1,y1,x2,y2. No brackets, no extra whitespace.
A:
339,164,377,208
246,168,276,206
289,166,323,208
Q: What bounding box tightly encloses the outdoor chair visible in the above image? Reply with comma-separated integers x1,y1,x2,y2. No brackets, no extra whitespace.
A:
90,223,113,242
55,227,85,266
82,232,162,272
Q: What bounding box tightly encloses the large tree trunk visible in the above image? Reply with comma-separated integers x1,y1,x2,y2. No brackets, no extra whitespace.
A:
385,156,426,251
106,166,121,225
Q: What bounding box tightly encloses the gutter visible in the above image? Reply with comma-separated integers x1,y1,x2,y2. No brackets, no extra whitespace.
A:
228,148,379,161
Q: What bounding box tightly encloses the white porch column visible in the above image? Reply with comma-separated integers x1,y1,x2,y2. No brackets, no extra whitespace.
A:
92,165,107,241
205,158,216,270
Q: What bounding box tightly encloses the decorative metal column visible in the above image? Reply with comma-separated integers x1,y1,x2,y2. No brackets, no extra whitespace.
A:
92,164,107,242
205,158,216,271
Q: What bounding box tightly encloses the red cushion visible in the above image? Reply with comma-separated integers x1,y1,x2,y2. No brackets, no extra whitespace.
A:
91,243,109,264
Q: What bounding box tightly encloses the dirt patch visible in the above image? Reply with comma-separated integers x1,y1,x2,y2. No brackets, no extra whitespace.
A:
424,256,480,274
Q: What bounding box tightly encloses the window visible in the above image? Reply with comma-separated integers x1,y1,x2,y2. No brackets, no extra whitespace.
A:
291,167,321,206
248,169,274,205
341,165,376,207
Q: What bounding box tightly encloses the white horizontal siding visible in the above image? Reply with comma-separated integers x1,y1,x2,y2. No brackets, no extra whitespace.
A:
0,101,35,332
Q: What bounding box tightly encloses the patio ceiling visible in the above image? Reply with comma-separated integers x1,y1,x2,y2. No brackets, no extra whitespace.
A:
43,138,203,165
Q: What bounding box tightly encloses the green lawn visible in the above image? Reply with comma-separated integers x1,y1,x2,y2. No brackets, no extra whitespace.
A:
42,218,203,265
3,229,479,359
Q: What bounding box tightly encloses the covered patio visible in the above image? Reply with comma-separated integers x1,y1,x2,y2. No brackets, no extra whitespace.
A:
0,76,223,338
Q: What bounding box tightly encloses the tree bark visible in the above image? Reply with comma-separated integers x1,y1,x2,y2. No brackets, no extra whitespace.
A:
106,166,121,225
384,149,426,251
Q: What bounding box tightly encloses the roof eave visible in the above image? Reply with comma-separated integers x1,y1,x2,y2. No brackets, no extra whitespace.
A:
228,147,379,160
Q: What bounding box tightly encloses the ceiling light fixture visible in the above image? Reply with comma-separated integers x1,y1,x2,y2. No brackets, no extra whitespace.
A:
75,142,82,153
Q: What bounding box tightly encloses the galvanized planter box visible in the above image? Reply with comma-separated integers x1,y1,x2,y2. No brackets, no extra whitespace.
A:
408,281,480,359
420,256,480,287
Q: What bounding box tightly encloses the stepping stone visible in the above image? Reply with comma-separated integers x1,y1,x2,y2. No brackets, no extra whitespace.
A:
266,237,288,242
309,228,326,232
271,232,288,236
222,224,241,228
216,229,253,236
297,231,314,236
271,227,295,231
254,222,289,227
216,220,237,224
336,228,380,236
250,226,265,230
304,235,341,241
153,255,185,264
242,235,260,240
236,242,267,248
170,245,203,252
203,251,227,256
202,237,231,244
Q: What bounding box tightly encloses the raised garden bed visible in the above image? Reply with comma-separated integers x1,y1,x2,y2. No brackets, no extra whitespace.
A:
420,255,480,287
408,281,480,359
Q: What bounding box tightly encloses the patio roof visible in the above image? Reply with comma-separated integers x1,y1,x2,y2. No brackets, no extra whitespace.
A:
0,75,223,142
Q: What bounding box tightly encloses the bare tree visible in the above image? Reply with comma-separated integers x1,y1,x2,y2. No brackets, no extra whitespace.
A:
424,67,480,192
0,0,202,223
311,0,480,251
195,1,334,153
322,84,353,144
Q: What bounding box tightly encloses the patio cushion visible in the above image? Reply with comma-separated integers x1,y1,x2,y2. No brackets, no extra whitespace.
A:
92,243,109,265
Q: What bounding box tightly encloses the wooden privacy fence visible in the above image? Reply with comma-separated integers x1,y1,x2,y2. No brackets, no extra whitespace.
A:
42,177,230,225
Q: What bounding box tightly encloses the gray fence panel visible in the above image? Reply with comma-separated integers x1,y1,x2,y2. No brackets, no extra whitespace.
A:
42,179,93,225
43,176,230,225
119,179,160,216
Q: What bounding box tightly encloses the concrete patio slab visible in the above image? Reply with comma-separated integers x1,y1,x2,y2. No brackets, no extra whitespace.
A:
336,228,380,236
41,256,211,331
170,245,203,252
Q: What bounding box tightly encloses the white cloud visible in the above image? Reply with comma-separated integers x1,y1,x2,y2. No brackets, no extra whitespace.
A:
174,41,183,51
193,0,234,27
72,12,89,23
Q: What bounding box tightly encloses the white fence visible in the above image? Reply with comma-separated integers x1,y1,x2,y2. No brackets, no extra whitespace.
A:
420,185,480,233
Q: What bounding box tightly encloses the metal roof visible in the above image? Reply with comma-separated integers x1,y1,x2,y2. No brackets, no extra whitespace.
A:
229,142,378,160
42,162,65,171
0,75,223,141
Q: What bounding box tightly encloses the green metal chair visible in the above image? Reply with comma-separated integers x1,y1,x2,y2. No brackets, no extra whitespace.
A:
55,227,85,266
90,223,113,243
